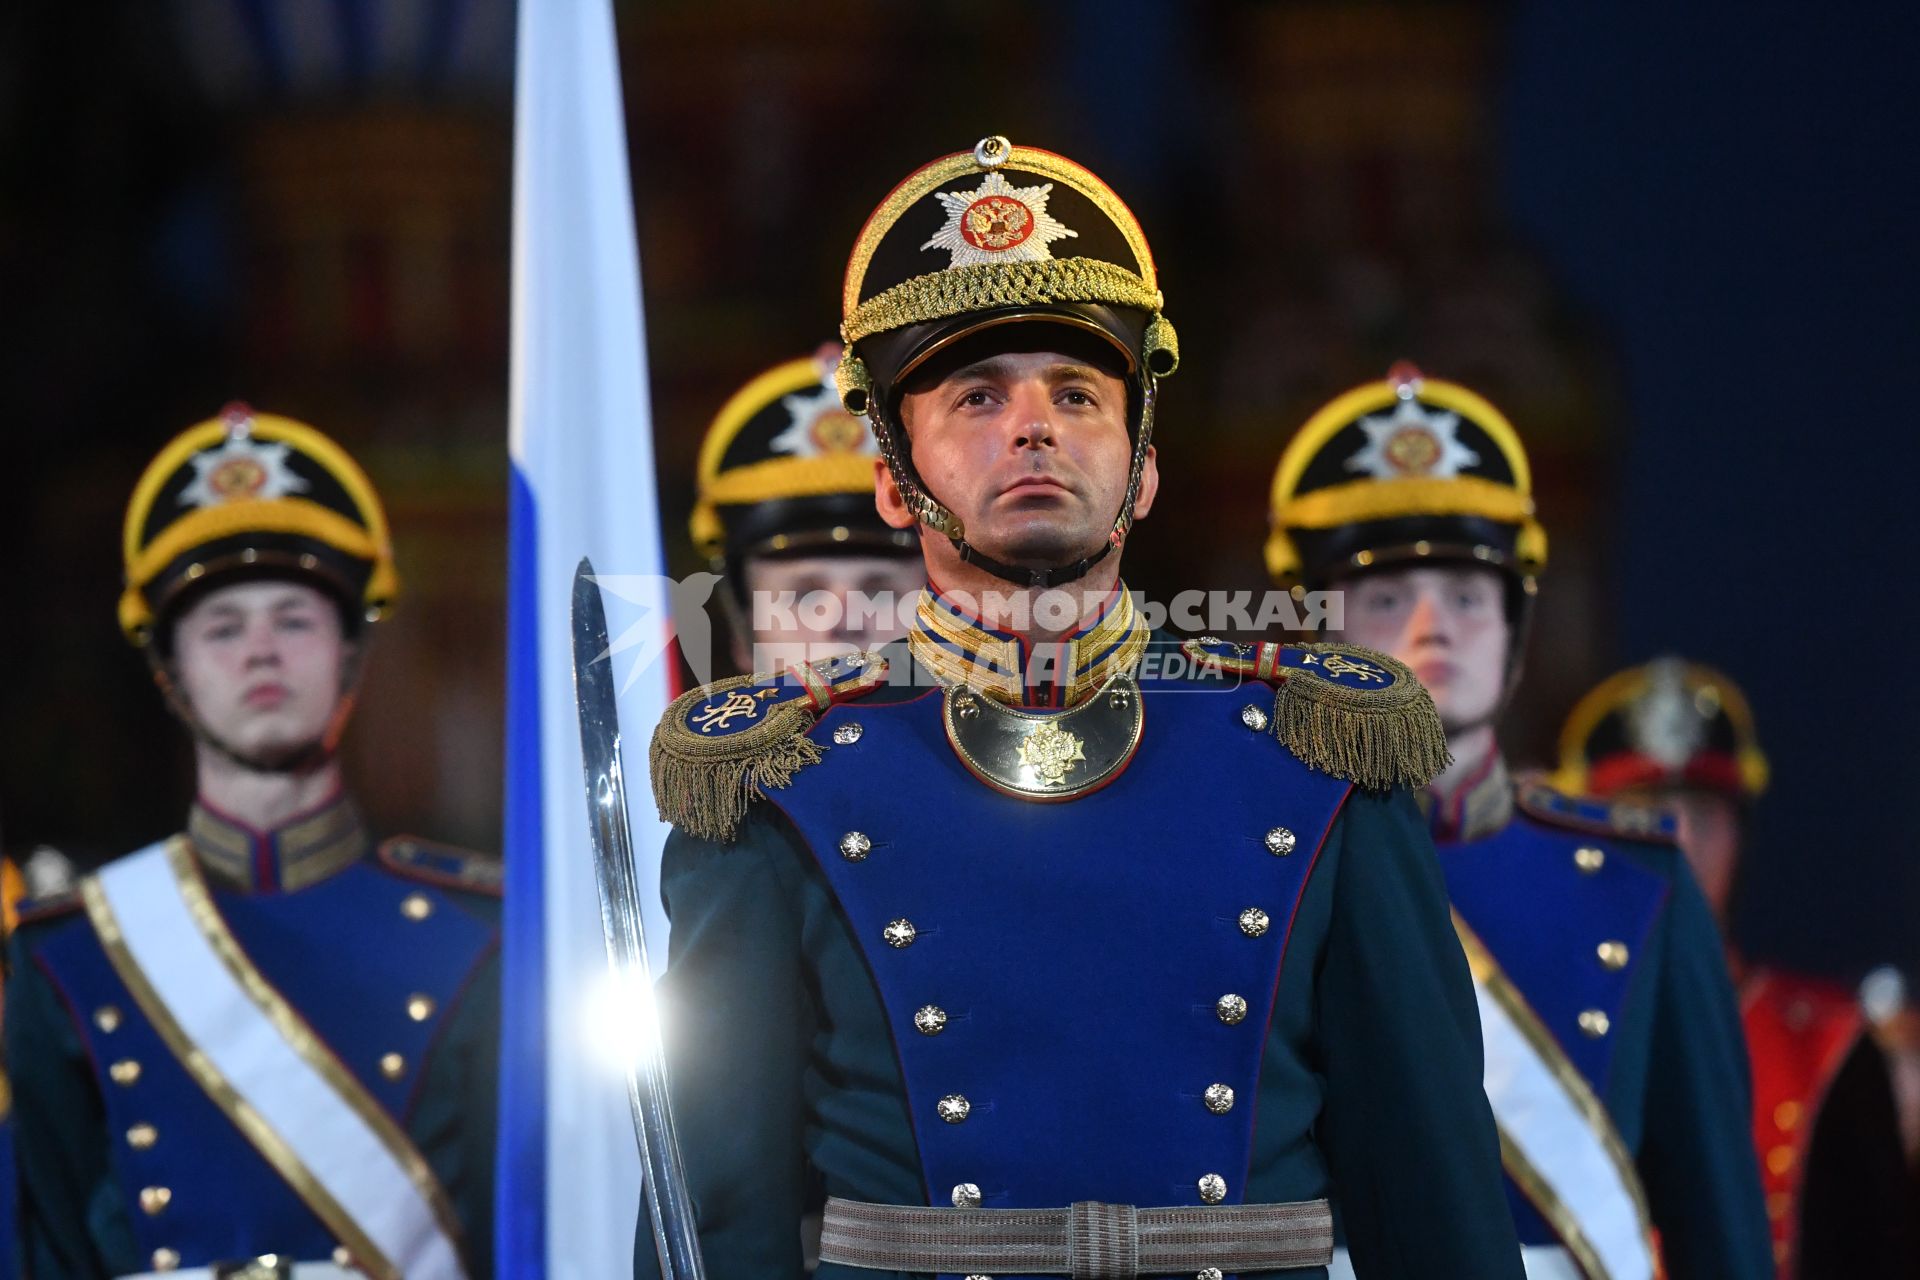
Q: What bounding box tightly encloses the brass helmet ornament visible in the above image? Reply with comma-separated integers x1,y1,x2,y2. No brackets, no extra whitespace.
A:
691,345,916,577
121,404,399,648
1268,363,1547,632
835,135,1178,589
1555,657,1770,802
119,404,399,770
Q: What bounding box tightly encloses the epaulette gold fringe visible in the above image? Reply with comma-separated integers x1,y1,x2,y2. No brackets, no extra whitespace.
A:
1272,643,1451,792
649,676,825,843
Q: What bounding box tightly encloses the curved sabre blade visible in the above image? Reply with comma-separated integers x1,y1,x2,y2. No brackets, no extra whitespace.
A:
569,557,706,1279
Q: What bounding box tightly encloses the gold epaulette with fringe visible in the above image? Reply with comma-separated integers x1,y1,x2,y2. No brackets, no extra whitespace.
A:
378,837,503,896
651,652,890,842
1181,637,1450,791
1515,778,1679,844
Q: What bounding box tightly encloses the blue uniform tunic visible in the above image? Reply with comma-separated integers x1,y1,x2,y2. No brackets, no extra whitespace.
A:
636,611,1523,1280
5,797,500,1280
1429,755,1771,1279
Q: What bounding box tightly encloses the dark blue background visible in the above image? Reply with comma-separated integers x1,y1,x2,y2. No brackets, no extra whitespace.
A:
1502,3,1920,974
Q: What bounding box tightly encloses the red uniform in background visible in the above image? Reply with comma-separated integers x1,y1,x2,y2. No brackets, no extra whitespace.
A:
1559,658,1917,1278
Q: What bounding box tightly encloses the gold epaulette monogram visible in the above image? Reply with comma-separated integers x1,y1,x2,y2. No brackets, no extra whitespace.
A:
651,653,889,842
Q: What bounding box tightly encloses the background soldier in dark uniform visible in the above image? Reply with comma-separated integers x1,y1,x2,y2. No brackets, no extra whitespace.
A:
691,345,923,675
6,408,499,1280
636,138,1523,1280
1557,658,1918,1278
1268,365,1770,1279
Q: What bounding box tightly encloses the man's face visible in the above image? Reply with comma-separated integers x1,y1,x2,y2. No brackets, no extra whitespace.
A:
740,551,925,668
171,579,349,765
882,349,1156,567
1658,788,1744,923
1337,564,1510,734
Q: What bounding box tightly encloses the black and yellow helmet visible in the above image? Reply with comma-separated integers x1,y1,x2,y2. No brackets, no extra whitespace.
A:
835,135,1177,588
1267,363,1547,593
1555,657,1769,802
119,405,399,647
691,347,915,566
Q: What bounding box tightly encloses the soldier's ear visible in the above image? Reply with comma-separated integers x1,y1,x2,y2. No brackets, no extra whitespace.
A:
874,460,916,530
1130,445,1160,524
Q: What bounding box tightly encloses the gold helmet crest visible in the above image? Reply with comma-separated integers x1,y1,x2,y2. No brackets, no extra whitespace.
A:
834,136,1176,588
119,405,399,646
1267,364,1547,591
1556,657,1769,801
690,347,914,564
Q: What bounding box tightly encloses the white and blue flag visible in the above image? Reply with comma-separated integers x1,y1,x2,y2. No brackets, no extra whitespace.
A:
499,2,681,1275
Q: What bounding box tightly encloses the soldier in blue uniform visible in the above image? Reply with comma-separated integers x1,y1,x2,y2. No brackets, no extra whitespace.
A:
1265,365,1771,1279
6,407,500,1280
1557,659,1918,1278
691,345,924,674
634,138,1524,1279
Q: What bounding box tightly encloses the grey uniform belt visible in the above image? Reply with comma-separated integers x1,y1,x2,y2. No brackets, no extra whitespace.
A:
819,1195,1334,1278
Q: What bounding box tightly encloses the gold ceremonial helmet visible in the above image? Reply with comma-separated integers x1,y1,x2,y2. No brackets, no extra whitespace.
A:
1555,657,1770,801
1266,363,1547,592
833,136,1175,586
119,404,399,647
690,346,915,564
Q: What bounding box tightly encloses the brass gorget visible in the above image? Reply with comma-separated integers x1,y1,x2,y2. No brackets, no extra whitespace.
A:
942,673,1144,802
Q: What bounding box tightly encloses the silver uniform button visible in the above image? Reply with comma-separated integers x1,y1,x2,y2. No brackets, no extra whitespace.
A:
1239,703,1269,732
883,918,917,948
952,1183,982,1209
1203,1083,1235,1114
833,723,864,746
937,1094,971,1124
839,831,873,862
1574,845,1606,873
1215,994,1248,1025
1197,1173,1228,1204
1264,826,1297,856
914,1005,949,1035
1238,907,1271,937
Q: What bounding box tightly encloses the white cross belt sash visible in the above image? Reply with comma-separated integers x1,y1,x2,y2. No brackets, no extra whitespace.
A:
84,839,468,1280
1330,1244,1584,1280
1454,912,1656,1280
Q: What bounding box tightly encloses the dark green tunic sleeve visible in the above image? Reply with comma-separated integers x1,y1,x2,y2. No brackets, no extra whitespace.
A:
1633,863,1772,1279
1312,789,1524,1280
633,814,814,1280
5,925,135,1280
